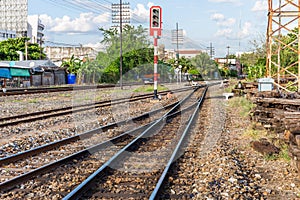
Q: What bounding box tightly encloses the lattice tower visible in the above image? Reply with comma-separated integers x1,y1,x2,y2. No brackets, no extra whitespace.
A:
267,0,300,92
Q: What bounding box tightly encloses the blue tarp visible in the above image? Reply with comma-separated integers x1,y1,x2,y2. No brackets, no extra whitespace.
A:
0,68,11,78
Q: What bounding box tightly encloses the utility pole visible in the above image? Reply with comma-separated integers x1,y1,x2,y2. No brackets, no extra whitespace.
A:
226,46,230,66
207,42,214,60
176,22,179,61
25,41,28,60
172,23,183,62
111,2,130,89
119,0,123,89
226,46,230,57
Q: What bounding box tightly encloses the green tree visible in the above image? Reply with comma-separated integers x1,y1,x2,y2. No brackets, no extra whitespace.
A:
101,48,154,83
60,54,83,75
239,34,267,80
98,25,150,68
191,52,217,79
0,37,46,60
97,25,153,83
178,56,193,73
77,59,104,84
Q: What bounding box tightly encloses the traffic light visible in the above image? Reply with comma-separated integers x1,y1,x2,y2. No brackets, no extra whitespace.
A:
150,7,161,29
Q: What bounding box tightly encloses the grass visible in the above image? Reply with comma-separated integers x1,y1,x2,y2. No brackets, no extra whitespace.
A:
133,85,168,93
263,144,291,161
228,96,255,118
227,95,291,162
243,127,267,140
28,99,38,103
58,93,71,97
12,99,22,103
243,124,291,162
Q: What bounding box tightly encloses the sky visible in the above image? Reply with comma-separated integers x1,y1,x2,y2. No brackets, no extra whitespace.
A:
28,0,268,57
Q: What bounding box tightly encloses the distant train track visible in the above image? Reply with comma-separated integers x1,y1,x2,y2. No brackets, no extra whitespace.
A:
0,84,116,96
0,87,194,128
0,82,185,96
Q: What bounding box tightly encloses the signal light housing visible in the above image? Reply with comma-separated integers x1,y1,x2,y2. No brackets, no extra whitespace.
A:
150,6,162,36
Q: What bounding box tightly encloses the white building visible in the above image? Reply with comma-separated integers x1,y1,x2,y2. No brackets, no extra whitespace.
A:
27,15,44,46
164,49,202,60
0,0,28,37
0,30,17,41
0,0,27,41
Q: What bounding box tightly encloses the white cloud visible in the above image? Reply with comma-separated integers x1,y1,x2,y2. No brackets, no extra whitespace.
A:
38,12,110,33
208,0,242,5
215,28,233,37
211,13,225,21
211,13,236,27
237,22,252,38
252,0,268,12
131,3,149,22
218,18,236,27
83,42,106,51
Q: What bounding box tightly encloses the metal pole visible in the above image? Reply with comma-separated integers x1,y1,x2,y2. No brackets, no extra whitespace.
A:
153,32,158,99
119,0,123,89
298,0,300,92
176,22,179,60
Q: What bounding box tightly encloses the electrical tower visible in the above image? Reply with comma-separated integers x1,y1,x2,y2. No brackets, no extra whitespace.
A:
171,23,183,61
111,2,130,28
0,0,28,36
266,0,300,92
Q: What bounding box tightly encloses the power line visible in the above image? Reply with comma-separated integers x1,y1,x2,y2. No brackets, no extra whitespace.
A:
44,0,145,25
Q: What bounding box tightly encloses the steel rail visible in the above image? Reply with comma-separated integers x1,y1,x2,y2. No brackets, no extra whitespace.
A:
0,101,179,166
0,122,154,192
0,87,199,192
149,86,208,199
62,86,201,200
0,84,116,96
0,87,193,127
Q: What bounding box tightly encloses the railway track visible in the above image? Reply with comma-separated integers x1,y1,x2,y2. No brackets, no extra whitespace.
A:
0,84,116,96
0,98,178,182
0,87,193,128
0,85,207,199
0,82,186,96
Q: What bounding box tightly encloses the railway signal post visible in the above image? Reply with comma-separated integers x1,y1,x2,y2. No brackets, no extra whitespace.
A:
150,6,162,99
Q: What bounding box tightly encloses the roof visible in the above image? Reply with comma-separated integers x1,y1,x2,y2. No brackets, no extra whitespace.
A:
178,50,202,55
0,62,27,69
0,68,12,78
0,60,58,69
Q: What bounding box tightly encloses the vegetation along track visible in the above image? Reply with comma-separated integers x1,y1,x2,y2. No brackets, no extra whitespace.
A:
0,86,207,199
0,87,193,128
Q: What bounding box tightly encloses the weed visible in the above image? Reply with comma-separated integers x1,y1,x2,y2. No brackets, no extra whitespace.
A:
28,99,38,103
59,93,71,97
133,85,168,93
278,144,291,162
12,100,22,103
264,154,277,161
228,97,255,117
243,128,266,140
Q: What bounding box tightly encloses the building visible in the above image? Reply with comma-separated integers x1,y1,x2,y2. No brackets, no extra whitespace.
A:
0,0,28,37
0,30,17,41
215,58,237,69
44,46,98,66
27,15,45,46
164,49,202,60
0,60,66,87
0,1,45,46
